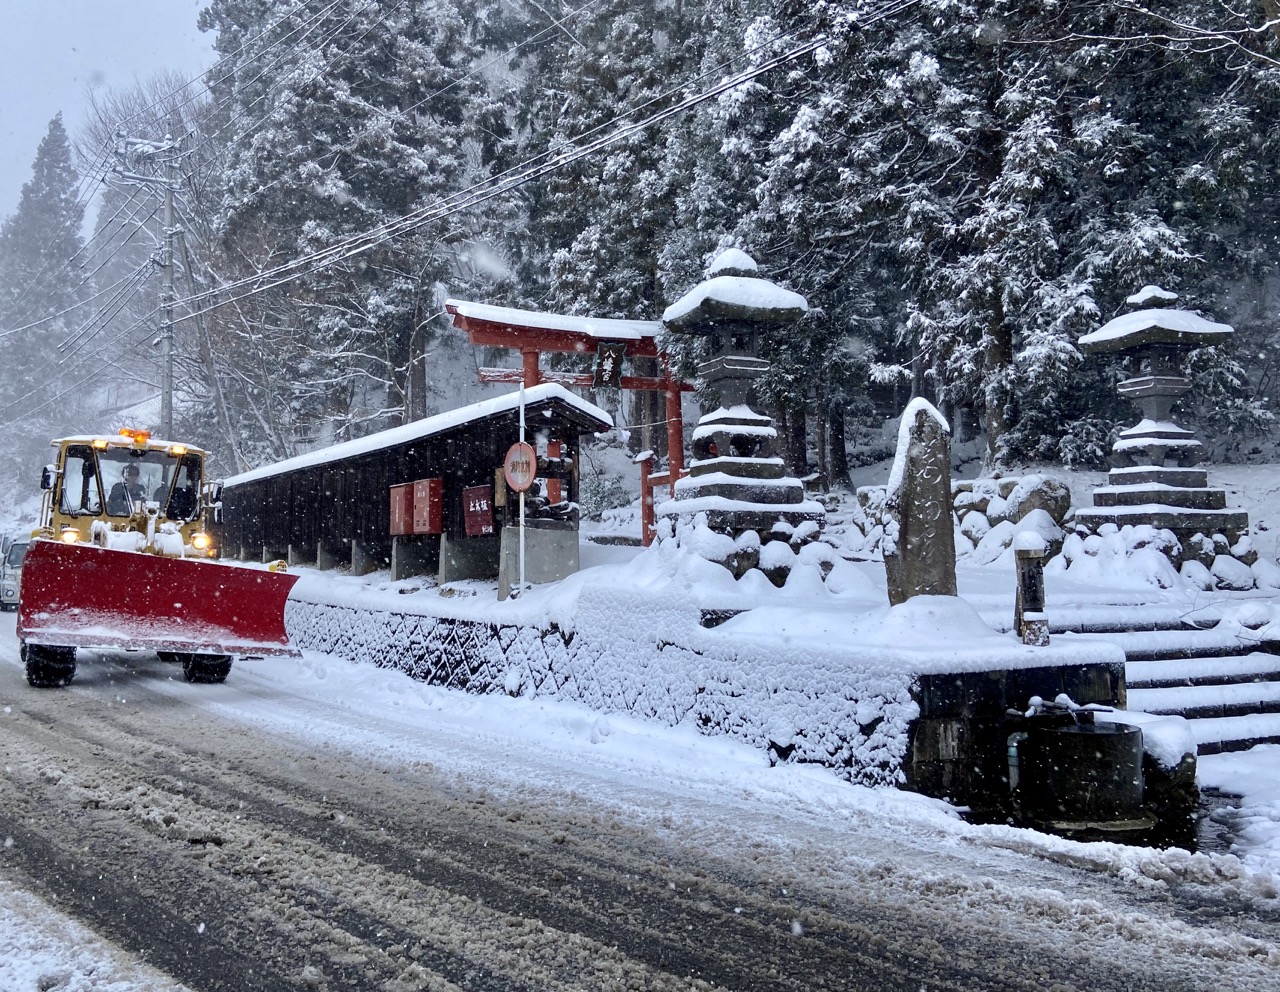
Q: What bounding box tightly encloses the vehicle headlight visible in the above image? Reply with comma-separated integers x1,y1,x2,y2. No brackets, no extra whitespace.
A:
191,532,213,552
59,528,79,544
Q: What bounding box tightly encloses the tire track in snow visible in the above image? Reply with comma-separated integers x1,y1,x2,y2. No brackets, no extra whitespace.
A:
1,674,957,991
2,649,1279,991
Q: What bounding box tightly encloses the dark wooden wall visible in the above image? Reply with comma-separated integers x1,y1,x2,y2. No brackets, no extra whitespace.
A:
222,402,598,557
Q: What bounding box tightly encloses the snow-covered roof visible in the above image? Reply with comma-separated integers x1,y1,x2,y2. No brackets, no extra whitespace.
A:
662,275,808,330
224,384,612,487
1078,308,1233,353
446,298,659,341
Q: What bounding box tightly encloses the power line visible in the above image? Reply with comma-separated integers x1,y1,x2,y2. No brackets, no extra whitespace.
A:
168,24,843,320
0,0,353,323
6,0,919,422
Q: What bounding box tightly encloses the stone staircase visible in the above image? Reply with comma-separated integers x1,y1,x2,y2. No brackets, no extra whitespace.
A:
1052,610,1280,755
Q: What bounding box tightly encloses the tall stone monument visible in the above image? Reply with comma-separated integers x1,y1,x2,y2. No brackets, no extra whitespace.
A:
658,249,825,558
884,398,958,606
1074,287,1249,547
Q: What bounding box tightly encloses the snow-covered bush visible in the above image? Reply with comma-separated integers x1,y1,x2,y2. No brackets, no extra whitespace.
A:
578,470,634,519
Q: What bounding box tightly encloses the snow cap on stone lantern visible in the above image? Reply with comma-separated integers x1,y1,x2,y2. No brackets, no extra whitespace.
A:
661,248,808,408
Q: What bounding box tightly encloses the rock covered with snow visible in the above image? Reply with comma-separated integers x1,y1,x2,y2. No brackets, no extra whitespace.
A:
831,473,1075,566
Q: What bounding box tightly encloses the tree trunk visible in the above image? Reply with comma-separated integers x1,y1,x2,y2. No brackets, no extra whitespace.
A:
408,303,429,423
815,381,828,488
983,302,1013,470
829,402,851,488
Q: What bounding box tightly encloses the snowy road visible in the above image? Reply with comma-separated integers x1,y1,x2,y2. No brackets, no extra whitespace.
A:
2,615,1279,991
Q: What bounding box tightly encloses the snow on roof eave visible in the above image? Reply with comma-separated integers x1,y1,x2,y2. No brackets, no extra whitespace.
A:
224,384,613,488
446,298,660,341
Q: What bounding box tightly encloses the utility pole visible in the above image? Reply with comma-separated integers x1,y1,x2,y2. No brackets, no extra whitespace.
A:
112,132,181,439
160,153,176,440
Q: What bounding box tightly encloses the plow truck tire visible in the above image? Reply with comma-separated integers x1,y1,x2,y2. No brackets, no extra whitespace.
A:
182,654,233,684
23,643,77,688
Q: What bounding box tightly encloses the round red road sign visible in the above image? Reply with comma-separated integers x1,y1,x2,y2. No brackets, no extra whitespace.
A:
503,442,537,492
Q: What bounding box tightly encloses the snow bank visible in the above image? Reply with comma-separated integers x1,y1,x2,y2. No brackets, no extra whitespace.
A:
285,551,1123,788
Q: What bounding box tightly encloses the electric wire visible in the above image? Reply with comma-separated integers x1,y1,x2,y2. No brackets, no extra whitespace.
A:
1,0,352,322
2,201,162,345
6,0,918,422
167,25,845,319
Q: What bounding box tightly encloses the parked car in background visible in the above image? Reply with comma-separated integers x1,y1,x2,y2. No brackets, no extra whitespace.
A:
2,538,30,610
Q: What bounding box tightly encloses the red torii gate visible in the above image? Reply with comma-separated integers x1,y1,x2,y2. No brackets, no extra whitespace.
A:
445,300,692,498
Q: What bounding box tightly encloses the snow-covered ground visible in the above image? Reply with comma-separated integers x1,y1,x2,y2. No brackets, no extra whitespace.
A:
5,458,1280,987
4,626,1280,988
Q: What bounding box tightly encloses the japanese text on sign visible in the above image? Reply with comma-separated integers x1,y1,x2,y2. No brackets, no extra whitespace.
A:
462,484,495,537
593,341,626,388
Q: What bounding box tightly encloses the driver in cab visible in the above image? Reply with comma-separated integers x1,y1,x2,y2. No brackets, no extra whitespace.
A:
107,463,146,515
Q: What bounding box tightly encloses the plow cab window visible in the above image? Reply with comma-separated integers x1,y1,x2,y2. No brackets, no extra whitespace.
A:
6,542,28,568
58,445,103,516
100,449,176,517
162,454,202,521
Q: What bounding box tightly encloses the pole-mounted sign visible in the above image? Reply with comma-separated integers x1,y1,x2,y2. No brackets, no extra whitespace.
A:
503,441,537,492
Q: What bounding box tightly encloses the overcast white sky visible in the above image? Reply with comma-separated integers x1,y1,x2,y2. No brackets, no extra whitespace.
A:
0,1,214,220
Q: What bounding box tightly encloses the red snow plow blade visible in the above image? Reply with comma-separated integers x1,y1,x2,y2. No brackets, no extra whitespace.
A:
17,540,300,657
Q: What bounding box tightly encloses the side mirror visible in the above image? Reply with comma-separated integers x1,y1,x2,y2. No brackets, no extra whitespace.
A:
40,465,55,491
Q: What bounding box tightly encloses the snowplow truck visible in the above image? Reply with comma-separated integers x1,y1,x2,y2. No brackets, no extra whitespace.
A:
18,428,299,687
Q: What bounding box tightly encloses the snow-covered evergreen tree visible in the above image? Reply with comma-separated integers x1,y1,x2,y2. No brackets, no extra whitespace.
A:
0,114,91,483
201,0,490,453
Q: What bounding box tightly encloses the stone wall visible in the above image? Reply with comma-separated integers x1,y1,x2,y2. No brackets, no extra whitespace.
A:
285,589,919,788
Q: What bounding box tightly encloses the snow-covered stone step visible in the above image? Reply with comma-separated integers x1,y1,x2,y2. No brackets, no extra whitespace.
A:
979,600,1271,636
1044,607,1210,635
1126,652,1280,689
1127,680,1280,720
1063,626,1268,661
1187,713,1280,755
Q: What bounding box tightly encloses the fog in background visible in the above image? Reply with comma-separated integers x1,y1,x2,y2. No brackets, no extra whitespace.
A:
0,0,214,219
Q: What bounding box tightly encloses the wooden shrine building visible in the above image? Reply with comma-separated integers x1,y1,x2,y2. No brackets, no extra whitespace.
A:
220,384,612,585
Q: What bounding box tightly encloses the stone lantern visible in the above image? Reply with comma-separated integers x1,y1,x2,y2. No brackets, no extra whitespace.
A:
658,249,824,543
1074,286,1248,545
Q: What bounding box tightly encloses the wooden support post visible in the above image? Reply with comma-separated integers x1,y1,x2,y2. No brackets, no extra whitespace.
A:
522,349,541,387
636,451,655,547
664,373,683,496
547,439,562,504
